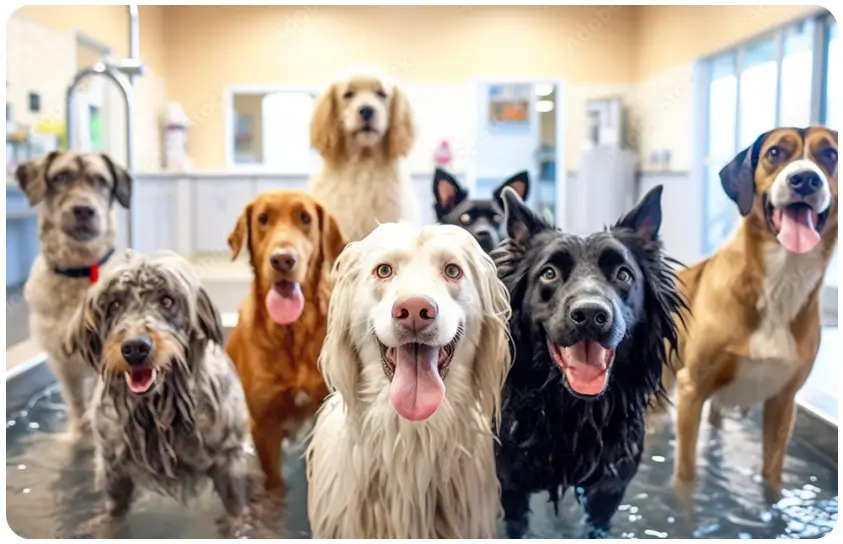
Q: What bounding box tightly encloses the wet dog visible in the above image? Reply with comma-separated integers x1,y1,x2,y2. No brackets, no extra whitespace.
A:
433,168,530,253
16,150,132,443
307,223,512,538
492,186,684,538
225,189,346,493
64,250,258,537
669,126,838,494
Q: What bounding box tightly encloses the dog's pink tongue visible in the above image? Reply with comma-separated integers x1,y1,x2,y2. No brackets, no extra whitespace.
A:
777,205,820,254
561,341,609,396
389,344,445,421
265,281,304,324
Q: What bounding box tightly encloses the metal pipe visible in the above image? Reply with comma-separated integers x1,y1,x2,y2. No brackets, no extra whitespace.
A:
66,64,135,247
128,5,140,85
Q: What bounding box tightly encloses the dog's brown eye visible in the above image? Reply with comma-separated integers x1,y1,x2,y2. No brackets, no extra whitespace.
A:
375,264,393,279
108,300,121,314
460,213,471,224
540,266,557,281
822,148,838,165
616,266,633,283
376,89,387,99
258,212,269,225
53,171,71,184
343,90,355,100
92,174,108,188
444,264,462,279
766,146,784,161
160,295,174,309
300,211,311,225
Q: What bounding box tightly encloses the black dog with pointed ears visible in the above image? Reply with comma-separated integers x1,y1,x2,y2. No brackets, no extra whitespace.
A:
491,185,685,539
433,168,529,253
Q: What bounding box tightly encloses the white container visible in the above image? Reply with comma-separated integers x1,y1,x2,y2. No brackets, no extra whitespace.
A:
164,102,190,171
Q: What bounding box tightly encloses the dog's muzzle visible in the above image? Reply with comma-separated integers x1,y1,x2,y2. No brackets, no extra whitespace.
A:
765,164,831,254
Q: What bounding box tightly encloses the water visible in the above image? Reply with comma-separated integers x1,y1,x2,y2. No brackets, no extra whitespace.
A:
6,386,837,538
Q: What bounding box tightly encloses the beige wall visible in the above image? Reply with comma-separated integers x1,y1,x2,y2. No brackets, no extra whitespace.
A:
162,5,639,171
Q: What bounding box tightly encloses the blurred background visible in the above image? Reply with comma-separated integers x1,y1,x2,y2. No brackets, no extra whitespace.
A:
4,5,839,419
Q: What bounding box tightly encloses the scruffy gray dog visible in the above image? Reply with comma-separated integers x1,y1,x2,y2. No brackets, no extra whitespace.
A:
64,250,261,537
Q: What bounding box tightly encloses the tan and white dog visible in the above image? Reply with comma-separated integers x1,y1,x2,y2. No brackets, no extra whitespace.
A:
670,126,838,492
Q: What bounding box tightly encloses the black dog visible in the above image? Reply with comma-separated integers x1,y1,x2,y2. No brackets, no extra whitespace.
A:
433,168,529,253
491,185,685,539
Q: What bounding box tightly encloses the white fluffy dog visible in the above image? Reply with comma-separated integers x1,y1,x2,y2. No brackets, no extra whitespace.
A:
309,66,420,242
306,222,512,538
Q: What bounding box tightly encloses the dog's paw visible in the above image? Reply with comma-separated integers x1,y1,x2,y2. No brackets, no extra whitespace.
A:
670,473,696,507
74,512,124,538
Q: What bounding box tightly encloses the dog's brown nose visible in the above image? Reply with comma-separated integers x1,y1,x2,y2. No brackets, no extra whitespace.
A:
270,249,297,272
392,296,438,330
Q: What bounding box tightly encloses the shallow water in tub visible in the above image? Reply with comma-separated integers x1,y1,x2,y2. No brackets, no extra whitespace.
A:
5,386,838,538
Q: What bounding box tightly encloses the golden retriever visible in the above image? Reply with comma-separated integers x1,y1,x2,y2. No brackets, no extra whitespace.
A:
306,222,512,538
309,65,420,242
225,189,346,493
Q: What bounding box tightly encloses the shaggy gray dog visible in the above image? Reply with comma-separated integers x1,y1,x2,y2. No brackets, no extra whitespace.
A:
64,250,261,537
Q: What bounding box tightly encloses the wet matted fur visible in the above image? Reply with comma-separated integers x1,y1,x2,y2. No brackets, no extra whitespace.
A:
16,150,132,442
63,250,259,537
491,186,685,538
309,65,420,242
306,222,512,538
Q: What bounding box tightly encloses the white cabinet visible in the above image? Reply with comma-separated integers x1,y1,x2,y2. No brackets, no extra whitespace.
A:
193,178,257,254
131,177,178,254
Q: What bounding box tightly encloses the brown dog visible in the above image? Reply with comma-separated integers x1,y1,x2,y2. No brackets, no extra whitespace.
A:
670,126,838,493
225,189,346,492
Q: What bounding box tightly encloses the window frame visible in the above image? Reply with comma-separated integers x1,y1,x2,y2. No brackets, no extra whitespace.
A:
697,9,837,319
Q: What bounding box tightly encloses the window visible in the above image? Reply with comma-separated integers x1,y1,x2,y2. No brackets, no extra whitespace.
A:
739,37,777,149
780,20,815,127
703,53,739,254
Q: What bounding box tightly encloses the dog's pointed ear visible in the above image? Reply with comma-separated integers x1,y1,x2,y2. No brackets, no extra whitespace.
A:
311,83,343,164
15,151,60,206
433,168,468,216
720,132,767,216
616,184,663,241
386,85,416,160
196,286,224,346
101,153,133,209
228,202,253,261
501,186,547,245
63,296,102,370
494,170,530,209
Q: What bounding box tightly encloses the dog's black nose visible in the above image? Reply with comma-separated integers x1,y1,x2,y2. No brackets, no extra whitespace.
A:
270,249,297,272
359,106,375,121
788,171,824,196
121,335,152,366
72,205,95,221
569,300,613,336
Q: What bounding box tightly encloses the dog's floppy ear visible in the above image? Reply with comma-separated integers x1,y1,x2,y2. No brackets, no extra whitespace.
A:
501,185,548,245
494,170,530,209
466,244,513,429
318,242,364,413
433,168,468,217
15,151,60,206
101,153,133,209
228,202,254,262
316,200,348,266
63,295,103,370
196,286,224,346
386,85,416,160
720,131,767,216
311,82,343,164
616,184,663,241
